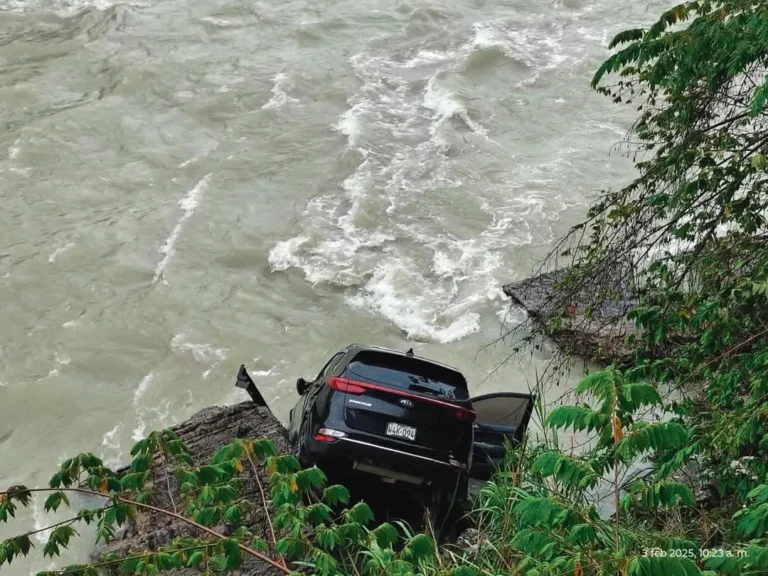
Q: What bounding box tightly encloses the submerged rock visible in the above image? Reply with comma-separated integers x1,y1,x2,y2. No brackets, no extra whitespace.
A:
503,269,638,364
104,401,289,576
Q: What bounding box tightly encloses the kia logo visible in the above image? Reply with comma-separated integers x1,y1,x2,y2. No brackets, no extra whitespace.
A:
399,398,414,408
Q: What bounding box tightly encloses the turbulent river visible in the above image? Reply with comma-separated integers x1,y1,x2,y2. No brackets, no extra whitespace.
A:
1,0,670,570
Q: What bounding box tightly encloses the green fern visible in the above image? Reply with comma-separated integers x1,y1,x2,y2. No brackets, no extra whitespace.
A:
622,480,695,510
546,406,610,434
532,451,599,490
617,421,689,460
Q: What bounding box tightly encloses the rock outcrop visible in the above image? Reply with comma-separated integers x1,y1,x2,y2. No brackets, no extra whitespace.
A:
503,269,638,364
104,401,290,576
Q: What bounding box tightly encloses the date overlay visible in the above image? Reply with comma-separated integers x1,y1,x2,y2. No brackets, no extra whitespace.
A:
642,547,747,559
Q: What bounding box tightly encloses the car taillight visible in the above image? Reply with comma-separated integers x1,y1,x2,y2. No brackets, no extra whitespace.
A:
328,377,367,395
454,408,476,423
314,428,345,443
314,433,338,443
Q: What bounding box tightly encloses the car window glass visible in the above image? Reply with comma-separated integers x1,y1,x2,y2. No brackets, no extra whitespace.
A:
471,394,531,428
316,352,344,380
346,351,469,400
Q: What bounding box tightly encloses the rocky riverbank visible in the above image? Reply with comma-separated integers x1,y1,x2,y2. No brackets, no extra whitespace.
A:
103,401,289,576
503,269,638,364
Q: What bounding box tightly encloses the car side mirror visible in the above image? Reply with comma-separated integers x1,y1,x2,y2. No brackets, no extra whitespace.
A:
296,378,309,396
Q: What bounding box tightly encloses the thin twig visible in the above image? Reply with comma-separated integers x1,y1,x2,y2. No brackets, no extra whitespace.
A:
5,508,110,541
243,451,283,567
158,451,177,514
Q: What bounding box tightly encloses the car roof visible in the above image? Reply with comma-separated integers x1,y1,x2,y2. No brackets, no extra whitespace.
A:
344,343,464,374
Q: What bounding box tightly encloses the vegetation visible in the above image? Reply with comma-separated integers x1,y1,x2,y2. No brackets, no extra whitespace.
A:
6,0,768,574
0,431,451,576
519,0,768,573
0,371,764,576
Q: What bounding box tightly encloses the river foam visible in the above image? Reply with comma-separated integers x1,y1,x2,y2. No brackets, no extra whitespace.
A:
262,72,299,110
267,11,581,342
154,174,211,283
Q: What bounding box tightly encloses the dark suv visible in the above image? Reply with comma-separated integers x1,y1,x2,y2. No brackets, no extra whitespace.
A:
237,344,533,514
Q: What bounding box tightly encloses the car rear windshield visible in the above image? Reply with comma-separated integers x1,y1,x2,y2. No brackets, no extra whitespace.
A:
345,351,469,401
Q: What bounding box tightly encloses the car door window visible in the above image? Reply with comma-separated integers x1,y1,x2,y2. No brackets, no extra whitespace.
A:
469,392,535,480
472,393,533,431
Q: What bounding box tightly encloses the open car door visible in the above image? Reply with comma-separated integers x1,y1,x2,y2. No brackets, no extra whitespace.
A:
235,365,268,407
469,392,535,480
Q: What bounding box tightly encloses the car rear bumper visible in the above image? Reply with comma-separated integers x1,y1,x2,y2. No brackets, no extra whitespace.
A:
340,436,456,468
308,434,464,485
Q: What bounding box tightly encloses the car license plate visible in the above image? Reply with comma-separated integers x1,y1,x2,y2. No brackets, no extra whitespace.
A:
385,422,416,441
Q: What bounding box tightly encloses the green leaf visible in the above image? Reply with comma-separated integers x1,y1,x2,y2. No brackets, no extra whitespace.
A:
114,504,129,526
315,525,339,551
370,522,399,548
512,496,572,529
250,438,277,458
346,502,375,526
547,406,610,434
196,465,224,485
120,472,148,492
751,153,768,170
747,484,768,505
186,551,205,568
297,466,326,491
511,528,558,560
565,523,597,546
737,502,768,538
626,480,695,509
121,555,143,572
251,536,268,553
575,369,613,397
7,486,31,507
532,452,599,490
266,455,301,475
130,455,151,473
42,540,59,559
306,503,332,526
322,484,350,506
43,491,69,513
311,549,338,576
620,382,662,410
275,537,304,560
223,504,242,524
221,538,242,570
617,421,688,460
608,27,645,49
751,77,768,118
402,533,435,563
